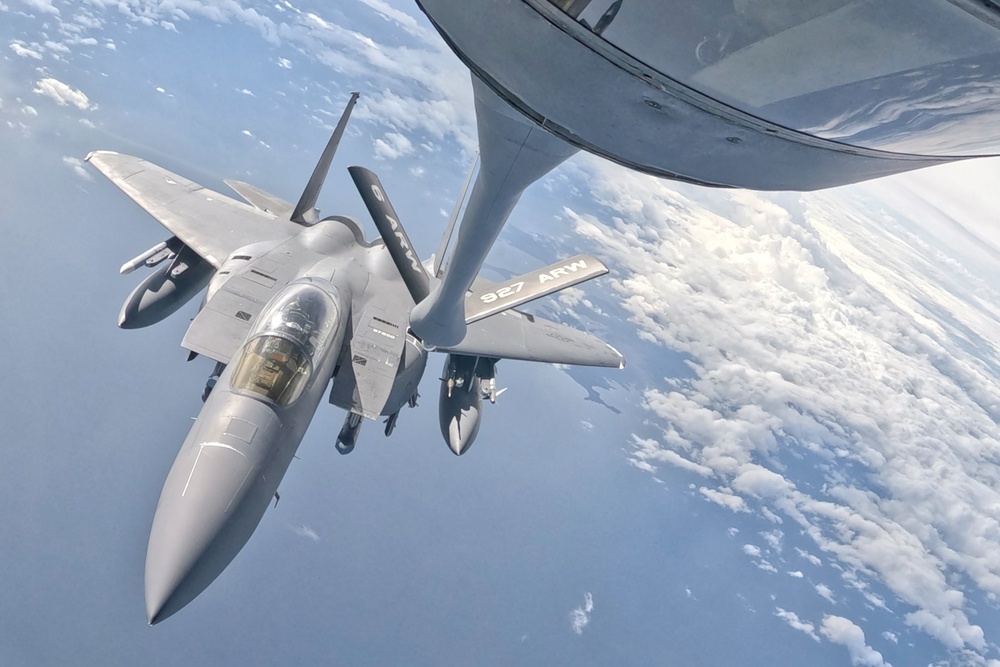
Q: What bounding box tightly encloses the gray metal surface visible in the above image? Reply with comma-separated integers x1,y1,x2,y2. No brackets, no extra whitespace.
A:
443,308,624,368
91,95,625,623
417,0,960,190
86,151,299,267
464,253,608,324
224,180,295,217
410,77,579,346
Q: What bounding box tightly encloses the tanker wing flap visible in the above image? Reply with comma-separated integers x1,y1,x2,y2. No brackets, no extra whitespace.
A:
86,151,300,268
464,254,608,324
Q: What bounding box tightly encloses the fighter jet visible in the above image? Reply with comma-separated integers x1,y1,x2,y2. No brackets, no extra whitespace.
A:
86,94,623,625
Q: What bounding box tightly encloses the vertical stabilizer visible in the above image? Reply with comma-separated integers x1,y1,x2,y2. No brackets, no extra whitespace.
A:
290,92,360,224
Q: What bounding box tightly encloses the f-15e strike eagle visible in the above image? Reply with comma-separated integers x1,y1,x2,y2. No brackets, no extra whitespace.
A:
87,93,623,624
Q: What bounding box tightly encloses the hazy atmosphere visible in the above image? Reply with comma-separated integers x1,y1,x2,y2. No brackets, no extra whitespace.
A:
4,1,1000,665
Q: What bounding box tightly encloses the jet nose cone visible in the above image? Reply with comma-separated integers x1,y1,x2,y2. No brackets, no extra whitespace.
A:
144,541,196,626
144,442,258,624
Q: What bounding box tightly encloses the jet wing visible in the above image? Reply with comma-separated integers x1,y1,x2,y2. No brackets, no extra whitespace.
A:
440,309,624,368
87,151,301,268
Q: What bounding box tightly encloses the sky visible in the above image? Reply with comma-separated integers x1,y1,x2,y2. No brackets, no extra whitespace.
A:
4,1,1000,666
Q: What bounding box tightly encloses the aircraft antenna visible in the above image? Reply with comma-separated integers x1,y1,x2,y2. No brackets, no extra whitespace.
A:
290,91,360,224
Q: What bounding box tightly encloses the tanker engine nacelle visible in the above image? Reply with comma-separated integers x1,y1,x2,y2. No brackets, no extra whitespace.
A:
118,238,213,329
438,354,500,456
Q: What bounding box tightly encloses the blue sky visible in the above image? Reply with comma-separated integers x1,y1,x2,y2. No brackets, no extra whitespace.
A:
4,1,1000,666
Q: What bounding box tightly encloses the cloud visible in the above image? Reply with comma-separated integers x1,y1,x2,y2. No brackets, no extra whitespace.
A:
570,592,594,635
699,486,747,512
33,78,92,110
761,529,783,551
292,524,319,542
239,88,254,97
565,157,1000,655
775,608,820,642
373,131,414,160
62,156,92,181
18,0,58,15
276,57,292,69
814,583,836,605
9,40,42,59
796,547,822,567
820,616,890,666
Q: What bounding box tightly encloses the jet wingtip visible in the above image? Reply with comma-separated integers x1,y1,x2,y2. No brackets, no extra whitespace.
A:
607,343,626,369
84,149,119,163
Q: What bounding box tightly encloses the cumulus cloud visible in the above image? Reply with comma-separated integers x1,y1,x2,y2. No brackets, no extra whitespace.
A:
820,616,890,666
570,592,594,635
775,608,820,642
62,156,92,181
34,0,476,151
761,529,783,551
9,40,42,59
568,157,1000,656
815,583,836,605
373,131,414,160
699,486,747,512
796,547,822,567
18,0,58,15
33,78,92,110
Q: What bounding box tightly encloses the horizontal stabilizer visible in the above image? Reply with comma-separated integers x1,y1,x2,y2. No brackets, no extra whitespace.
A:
225,180,294,218
348,166,431,303
465,254,607,324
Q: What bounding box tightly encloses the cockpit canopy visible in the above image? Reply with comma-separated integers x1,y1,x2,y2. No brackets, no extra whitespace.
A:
231,335,311,405
229,280,343,406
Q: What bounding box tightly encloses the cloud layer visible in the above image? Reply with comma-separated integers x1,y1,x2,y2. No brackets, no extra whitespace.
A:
564,157,1000,659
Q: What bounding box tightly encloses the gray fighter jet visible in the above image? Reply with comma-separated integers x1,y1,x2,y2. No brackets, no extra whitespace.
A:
86,94,623,625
